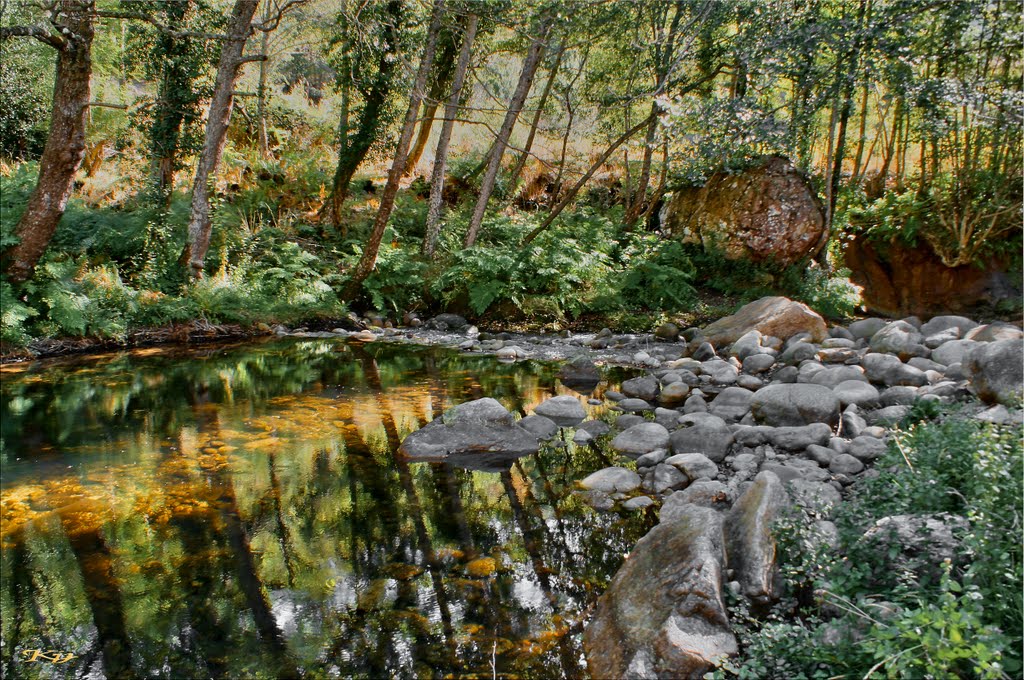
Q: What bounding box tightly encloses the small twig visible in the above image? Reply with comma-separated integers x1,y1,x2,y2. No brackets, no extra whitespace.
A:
893,435,915,472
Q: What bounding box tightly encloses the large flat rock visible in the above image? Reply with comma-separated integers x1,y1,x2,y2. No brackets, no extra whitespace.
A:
584,505,736,679
702,296,828,347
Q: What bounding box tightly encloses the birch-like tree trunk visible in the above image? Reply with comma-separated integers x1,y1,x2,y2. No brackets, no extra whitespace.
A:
464,16,553,247
506,44,565,194
180,0,261,278
423,13,479,258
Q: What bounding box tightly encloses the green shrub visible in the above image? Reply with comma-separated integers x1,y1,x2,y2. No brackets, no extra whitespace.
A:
619,238,697,310
721,412,1023,679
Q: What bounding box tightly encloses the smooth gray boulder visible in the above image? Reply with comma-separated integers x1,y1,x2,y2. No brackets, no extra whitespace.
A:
664,481,732,510
849,318,887,340
830,453,864,475
659,381,691,405
709,387,754,423
670,419,735,462
618,398,654,413
807,365,867,388
616,414,646,430
702,359,740,384
612,422,672,457
730,330,767,360
766,423,833,450
622,376,661,401
920,315,978,337
870,320,925,358
742,353,776,374
847,435,887,461
534,395,587,426
779,342,818,365
964,339,1024,405
863,353,929,386
647,463,689,494
583,505,737,679
580,467,642,494
727,470,790,603
579,419,612,436
665,453,718,480
399,398,539,467
964,322,1024,342
750,384,840,427
931,339,981,367
519,414,560,439
833,380,880,408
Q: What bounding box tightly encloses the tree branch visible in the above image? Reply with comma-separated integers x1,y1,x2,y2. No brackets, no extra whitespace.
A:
0,24,66,49
253,0,309,33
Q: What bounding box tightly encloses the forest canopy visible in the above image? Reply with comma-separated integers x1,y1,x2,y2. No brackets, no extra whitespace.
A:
0,0,1021,348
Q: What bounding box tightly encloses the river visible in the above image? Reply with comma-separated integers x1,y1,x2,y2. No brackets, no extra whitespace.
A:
0,337,651,679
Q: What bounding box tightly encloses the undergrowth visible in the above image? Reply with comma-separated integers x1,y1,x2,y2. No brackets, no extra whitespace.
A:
715,408,1023,679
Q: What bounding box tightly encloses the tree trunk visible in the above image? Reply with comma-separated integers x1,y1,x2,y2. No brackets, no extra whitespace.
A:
2,2,93,284
404,101,439,177
403,34,460,177
624,109,658,225
257,12,271,160
180,0,261,278
506,44,565,194
327,0,402,229
343,0,445,299
464,16,553,247
850,80,870,182
423,13,479,258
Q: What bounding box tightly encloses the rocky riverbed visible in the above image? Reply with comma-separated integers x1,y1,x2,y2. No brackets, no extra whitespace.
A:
295,297,1023,678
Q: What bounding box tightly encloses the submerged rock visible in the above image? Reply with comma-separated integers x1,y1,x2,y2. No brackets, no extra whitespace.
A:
583,505,736,679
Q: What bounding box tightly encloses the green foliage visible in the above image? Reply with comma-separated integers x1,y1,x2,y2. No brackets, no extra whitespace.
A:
721,411,1023,679
0,278,37,346
0,40,51,159
429,211,620,321
355,242,426,315
619,238,696,310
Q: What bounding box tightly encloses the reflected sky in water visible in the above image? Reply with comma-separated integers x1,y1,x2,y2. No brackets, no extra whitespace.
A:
1,338,652,679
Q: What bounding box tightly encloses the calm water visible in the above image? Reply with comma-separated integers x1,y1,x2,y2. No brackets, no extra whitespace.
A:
0,338,651,679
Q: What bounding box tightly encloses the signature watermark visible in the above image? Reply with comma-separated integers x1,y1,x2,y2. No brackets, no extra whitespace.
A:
20,649,77,664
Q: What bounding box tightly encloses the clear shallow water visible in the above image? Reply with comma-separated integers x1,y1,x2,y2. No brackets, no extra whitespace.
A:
0,338,652,679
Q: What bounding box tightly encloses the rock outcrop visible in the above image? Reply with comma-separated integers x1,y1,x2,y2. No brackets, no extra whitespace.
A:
843,233,1020,317
663,156,826,267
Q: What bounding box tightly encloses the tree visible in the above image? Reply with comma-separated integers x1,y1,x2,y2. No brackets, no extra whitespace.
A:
180,0,263,278
464,13,554,247
343,0,446,299
125,0,216,205
1,0,94,284
423,11,479,258
324,0,405,229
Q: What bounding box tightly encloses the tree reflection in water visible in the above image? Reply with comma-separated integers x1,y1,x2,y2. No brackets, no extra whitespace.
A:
1,338,653,678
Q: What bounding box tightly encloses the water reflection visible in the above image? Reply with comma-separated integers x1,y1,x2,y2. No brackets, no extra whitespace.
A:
1,339,651,678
